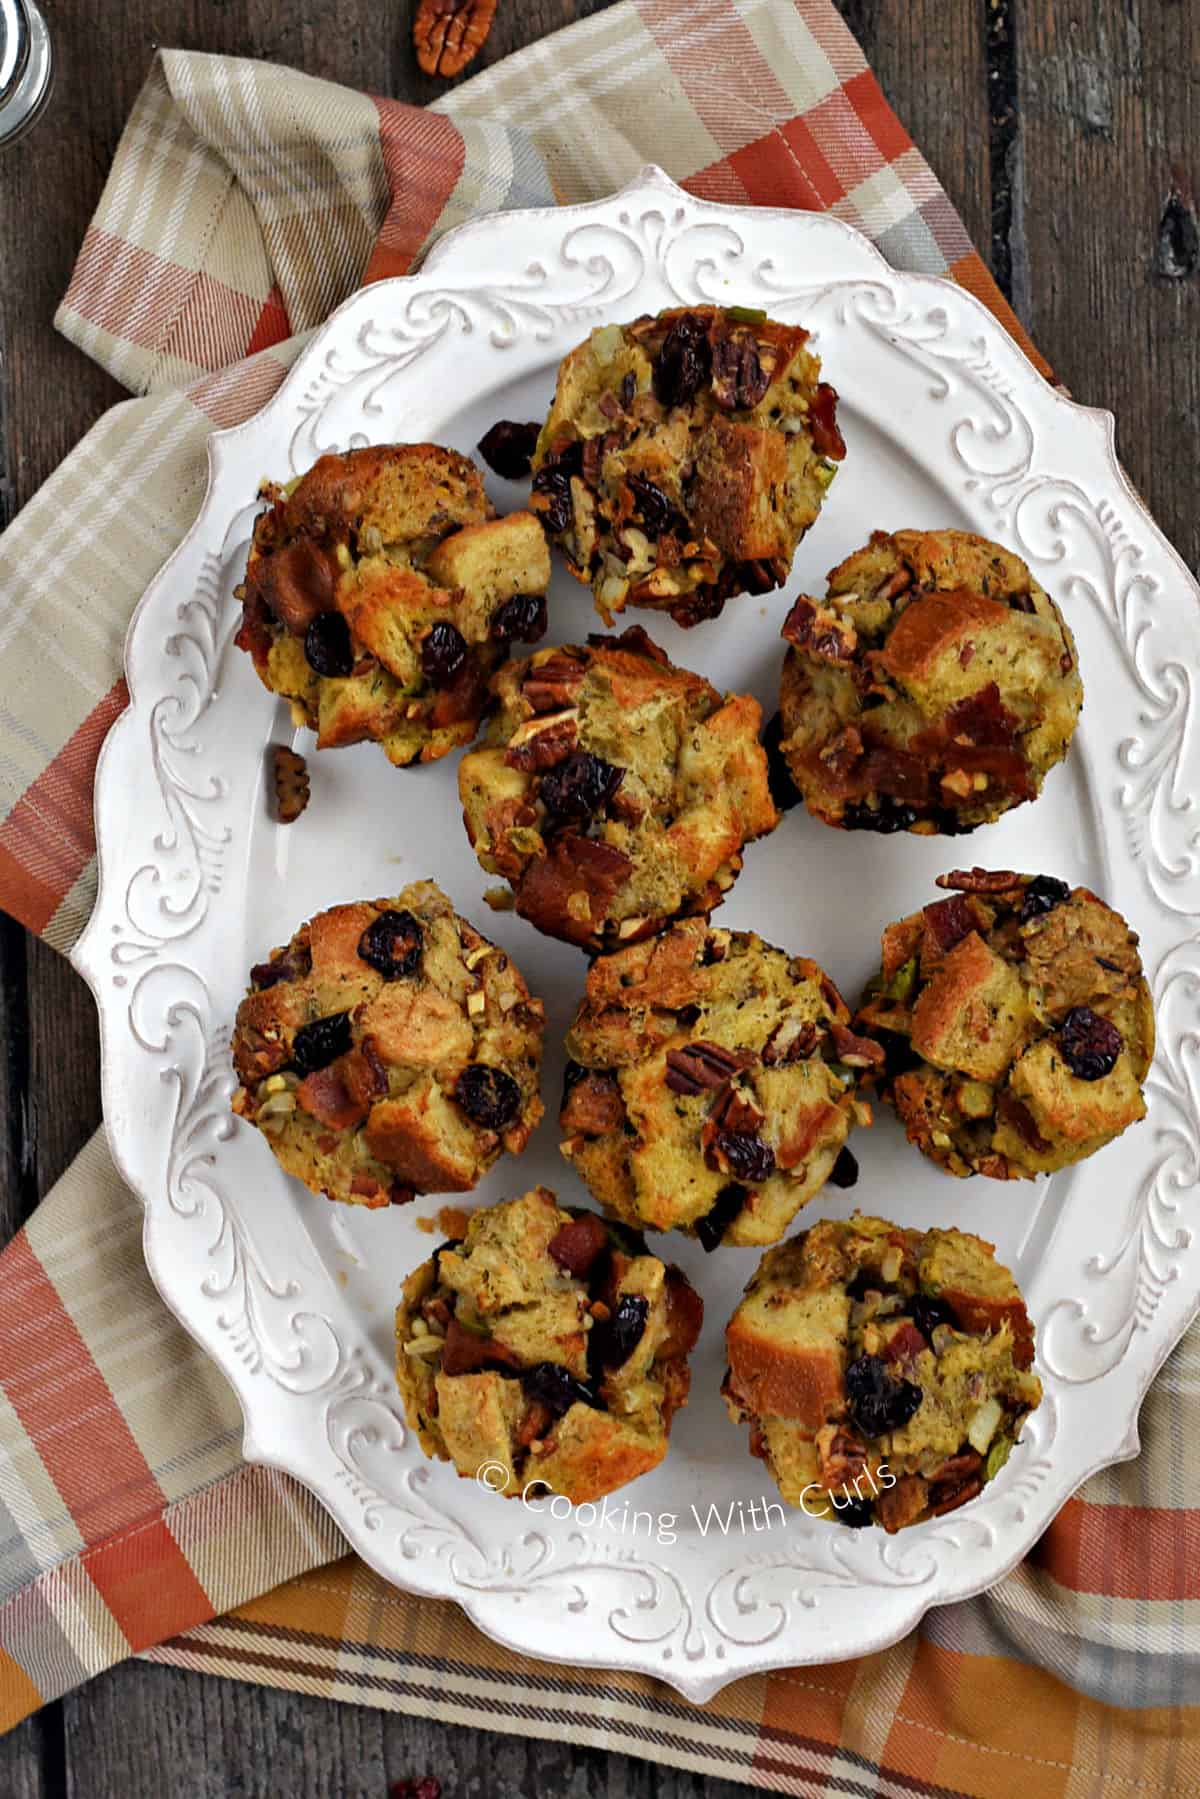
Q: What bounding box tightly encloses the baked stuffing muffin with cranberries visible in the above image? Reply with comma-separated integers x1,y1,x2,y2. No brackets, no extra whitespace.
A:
723,1214,1042,1530
529,305,845,628
458,627,779,952
395,1186,703,1503
854,868,1154,1177
234,443,550,766
777,528,1083,833
559,919,873,1249
231,882,544,1207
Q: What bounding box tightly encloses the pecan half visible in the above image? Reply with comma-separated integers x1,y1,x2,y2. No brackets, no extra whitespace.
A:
936,867,1023,895
664,1040,753,1096
781,595,856,661
560,1068,625,1136
413,0,496,78
762,1017,820,1065
504,709,578,772
271,745,310,824
522,651,587,714
829,1021,886,1068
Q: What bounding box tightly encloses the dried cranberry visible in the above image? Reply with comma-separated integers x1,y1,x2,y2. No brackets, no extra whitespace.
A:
653,313,711,407
593,1295,649,1371
531,441,584,535
833,1496,875,1528
711,1130,776,1184
454,1064,522,1130
539,751,624,822
1020,874,1071,921
761,711,801,813
477,419,540,480
620,371,636,408
844,1354,923,1438
390,1778,442,1799
695,1183,747,1253
492,591,548,644
421,621,468,688
291,1011,352,1075
841,799,920,835
626,475,687,538
910,1293,956,1343
358,909,422,978
304,611,353,677
710,327,770,411
250,942,312,989
829,1147,859,1189
1059,1006,1123,1081
521,1361,596,1417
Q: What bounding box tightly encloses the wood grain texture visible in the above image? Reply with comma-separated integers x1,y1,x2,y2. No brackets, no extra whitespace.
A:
0,0,1195,1792
1014,0,1200,575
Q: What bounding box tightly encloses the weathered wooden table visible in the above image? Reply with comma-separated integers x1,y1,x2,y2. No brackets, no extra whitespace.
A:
0,1,1195,1792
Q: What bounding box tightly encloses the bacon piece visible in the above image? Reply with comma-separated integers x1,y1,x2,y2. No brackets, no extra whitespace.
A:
429,657,488,729
260,539,337,636
235,592,276,673
809,381,846,460
439,1317,524,1377
560,1068,625,1135
659,1265,704,1361
859,743,930,805
878,1473,930,1533
297,1061,365,1130
922,894,976,954
515,834,633,946
944,682,1017,747
828,1021,885,1068
883,1321,928,1365
587,624,670,665
548,1213,610,1278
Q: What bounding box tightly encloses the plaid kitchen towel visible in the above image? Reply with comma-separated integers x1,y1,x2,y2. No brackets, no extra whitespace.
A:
0,2,1197,1793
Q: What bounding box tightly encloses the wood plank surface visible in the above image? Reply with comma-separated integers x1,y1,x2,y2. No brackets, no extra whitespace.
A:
0,0,1195,1792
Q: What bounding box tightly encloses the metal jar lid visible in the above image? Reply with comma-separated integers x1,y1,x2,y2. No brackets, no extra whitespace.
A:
0,0,52,148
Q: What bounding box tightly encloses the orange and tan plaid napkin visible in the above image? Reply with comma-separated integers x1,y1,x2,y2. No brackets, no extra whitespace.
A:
1,4,1198,1792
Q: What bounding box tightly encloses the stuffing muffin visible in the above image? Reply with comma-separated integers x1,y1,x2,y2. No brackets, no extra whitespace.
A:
560,919,874,1248
234,443,551,766
231,882,544,1206
777,528,1083,833
723,1214,1042,1530
396,1187,704,1503
458,627,779,952
855,868,1154,1177
529,305,845,628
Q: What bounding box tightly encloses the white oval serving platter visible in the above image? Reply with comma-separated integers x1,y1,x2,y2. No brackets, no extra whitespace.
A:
73,167,1200,1702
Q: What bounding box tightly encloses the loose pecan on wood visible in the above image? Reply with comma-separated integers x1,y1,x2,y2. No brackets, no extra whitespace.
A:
413,0,496,78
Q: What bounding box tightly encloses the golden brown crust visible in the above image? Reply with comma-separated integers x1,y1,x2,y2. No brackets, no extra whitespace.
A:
777,528,1083,835
723,1215,1043,1530
235,444,551,767
231,882,545,1206
458,629,778,951
529,306,843,627
855,871,1153,1178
